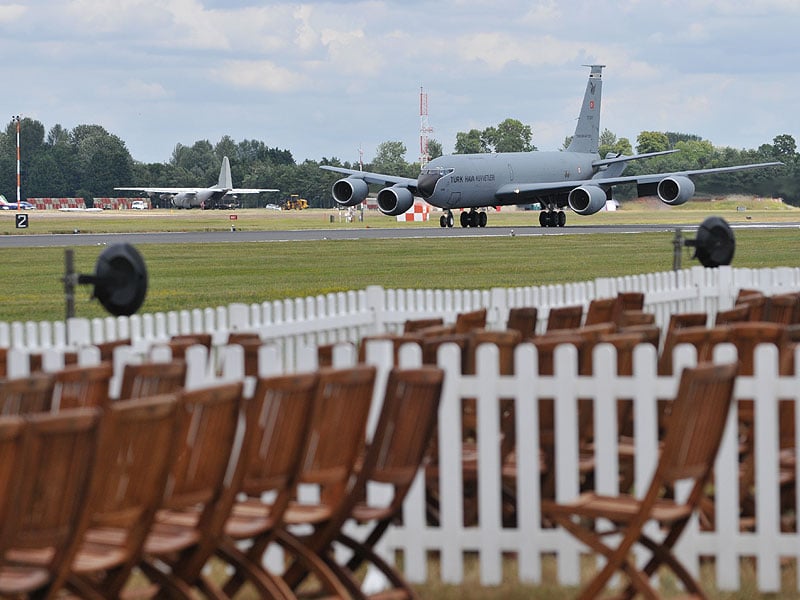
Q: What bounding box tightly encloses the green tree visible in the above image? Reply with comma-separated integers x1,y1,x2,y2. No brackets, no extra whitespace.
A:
427,139,443,160
370,141,409,175
636,131,670,154
482,118,535,153
454,129,485,154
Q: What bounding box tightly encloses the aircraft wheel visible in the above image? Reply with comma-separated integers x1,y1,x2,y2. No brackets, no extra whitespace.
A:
557,211,566,227
539,211,547,227
479,212,487,227
440,215,447,228
447,212,454,228
460,211,469,227
469,211,479,227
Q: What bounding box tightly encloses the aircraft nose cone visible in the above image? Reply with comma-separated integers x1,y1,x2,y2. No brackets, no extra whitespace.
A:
417,172,441,199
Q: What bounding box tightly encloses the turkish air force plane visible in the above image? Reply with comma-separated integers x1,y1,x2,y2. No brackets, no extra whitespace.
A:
321,65,782,228
116,156,277,209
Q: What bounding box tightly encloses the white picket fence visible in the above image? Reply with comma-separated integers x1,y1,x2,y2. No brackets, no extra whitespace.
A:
2,264,800,594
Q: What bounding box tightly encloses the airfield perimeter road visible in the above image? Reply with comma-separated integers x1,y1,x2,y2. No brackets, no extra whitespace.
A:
1,222,799,248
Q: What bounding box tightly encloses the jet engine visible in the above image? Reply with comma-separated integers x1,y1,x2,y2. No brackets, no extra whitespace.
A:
657,176,695,206
331,177,369,207
376,185,414,216
567,185,607,215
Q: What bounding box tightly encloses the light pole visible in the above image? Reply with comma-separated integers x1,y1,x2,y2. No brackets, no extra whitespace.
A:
11,115,21,208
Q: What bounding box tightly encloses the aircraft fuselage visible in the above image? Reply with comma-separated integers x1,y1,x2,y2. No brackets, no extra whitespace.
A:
420,151,599,209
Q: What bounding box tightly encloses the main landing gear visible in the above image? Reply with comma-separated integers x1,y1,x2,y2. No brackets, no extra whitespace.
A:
459,209,487,228
539,210,566,228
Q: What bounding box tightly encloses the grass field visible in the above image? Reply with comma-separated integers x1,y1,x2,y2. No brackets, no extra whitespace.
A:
0,198,798,323
3,200,800,597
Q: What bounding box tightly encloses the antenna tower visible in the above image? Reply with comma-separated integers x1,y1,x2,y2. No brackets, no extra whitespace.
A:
419,87,433,167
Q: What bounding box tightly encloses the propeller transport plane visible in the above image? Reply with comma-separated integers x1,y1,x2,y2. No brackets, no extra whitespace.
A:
116,156,277,209
321,65,782,228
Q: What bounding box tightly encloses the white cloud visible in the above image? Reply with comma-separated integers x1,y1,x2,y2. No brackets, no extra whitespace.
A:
213,59,309,92
0,4,26,22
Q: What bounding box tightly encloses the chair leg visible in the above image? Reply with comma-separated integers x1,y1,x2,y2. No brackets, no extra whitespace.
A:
216,539,296,600
336,531,419,600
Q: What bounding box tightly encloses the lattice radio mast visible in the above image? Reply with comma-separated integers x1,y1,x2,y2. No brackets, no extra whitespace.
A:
419,87,433,167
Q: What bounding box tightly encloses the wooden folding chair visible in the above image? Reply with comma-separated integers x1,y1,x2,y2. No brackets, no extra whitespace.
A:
0,347,7,378
546,304,583,332
274,365,377,597
0,372,56,415
219,366,376,599
62,394,181,599
505,306,539,338
542,362,738,599
287,367,445,599
214,372,322,599
118,360,187,401
135,382,244,598
735,289,766,321
52,362,113,410
0,407,102,598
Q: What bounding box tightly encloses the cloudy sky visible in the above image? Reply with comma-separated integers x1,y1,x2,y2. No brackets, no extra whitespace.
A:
1,0,796,166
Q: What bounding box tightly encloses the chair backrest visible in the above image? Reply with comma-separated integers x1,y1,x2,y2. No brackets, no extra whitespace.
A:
237,372,319,523
546,305,583,332
353,367,444,514
295,366,376,503
170,333,212,350
0,408,101,594
421,333,470,371
657,362,737,485
453,308,487,334
78,394,181,584
728,321,787,375
227,331,261,346
0,347,7,379
505,306,539,338
464,329,521,375
617,291,645,312
162,382,244,512
0,416,26,531
735,289,766,321
575,323,617,375
403,317,444,334
53,362,113,410
94,338,132,363
530,332,585,376
585,297,617,327
714,304,751,325
657,325,710,376
0,372,56,415
118,360,187,401
765,292,800,325
666,312,708,333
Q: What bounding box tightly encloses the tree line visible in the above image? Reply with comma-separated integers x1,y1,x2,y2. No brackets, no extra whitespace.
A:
1,117,796,208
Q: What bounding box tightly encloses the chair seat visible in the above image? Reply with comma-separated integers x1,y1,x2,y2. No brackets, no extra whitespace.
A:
542,492,693,524
0,565,50,595
143,516,202,555
283,502,334,526
224,499,277,539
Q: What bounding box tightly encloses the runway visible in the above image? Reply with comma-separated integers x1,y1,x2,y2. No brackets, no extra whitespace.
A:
0,222,798,248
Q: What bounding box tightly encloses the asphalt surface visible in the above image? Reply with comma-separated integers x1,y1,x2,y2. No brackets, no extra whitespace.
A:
1,222,798,248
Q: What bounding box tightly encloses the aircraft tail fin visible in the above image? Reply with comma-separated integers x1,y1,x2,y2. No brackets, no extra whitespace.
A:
0,196,7,205
566,64,604,154
218,156,233,189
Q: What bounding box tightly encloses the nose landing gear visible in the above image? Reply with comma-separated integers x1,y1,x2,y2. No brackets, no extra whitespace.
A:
439,210,455,228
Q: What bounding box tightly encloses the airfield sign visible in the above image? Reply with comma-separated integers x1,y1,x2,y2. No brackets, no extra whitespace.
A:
15,213,28,229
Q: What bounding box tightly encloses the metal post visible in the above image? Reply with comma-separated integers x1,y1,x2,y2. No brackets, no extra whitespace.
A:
64,249,76,320
672,228,683,271
12,115,21,206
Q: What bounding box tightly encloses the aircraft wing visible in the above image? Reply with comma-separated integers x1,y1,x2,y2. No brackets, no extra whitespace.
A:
320,166,418,191
114,187,201,195
229,188,279,194
494,161,783,201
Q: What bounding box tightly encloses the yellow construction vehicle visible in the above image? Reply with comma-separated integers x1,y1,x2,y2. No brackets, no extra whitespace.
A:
283,194,308,210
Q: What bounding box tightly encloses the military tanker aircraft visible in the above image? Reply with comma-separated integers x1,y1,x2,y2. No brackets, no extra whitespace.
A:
321,65,781,228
